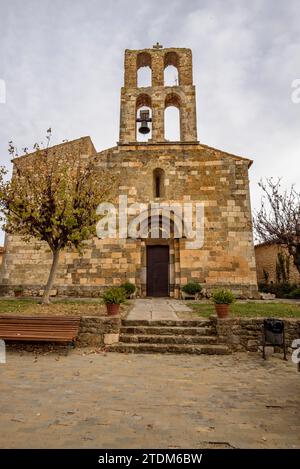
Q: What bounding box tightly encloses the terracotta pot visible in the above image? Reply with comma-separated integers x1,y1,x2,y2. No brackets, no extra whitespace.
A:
215,304,230,318
106,304,120,316
14,291,23,298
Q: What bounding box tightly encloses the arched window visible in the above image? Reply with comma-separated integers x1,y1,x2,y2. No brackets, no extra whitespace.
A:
153,168,165,198
164,51,179,86
137,52,152,87
164,65,179,86
136,94,152,142
164,93,181,141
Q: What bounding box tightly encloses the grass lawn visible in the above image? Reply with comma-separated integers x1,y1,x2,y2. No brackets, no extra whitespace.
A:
0,298,129,317
189,302,300,318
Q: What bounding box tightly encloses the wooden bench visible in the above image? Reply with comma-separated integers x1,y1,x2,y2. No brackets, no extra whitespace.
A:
0,316,81,345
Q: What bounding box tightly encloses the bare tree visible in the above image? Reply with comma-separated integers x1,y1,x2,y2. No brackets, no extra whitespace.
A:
254,178,300,275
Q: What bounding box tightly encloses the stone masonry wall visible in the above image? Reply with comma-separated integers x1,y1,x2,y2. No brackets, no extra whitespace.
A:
76,315,300,351
211,316,300,352
106,143,258,296
0,142,258,298
0,140,258,298
77,316,121,347
0,236,141,297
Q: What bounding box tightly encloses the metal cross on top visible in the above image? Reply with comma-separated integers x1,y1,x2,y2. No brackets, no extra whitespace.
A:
153,42,163,49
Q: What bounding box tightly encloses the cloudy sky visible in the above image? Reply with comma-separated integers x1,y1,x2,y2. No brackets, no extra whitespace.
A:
0,0,299,245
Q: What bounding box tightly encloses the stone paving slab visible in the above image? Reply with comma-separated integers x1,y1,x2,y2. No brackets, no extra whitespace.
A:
168,301,192,313
127,299,192,321
1,350,299,448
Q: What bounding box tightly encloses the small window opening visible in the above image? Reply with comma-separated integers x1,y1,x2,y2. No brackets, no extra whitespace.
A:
153,168,165,198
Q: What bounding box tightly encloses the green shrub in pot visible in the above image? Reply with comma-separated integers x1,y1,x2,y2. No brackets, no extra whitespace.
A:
102,287,126,316
182,282,202,296
13,285,24,297
211,288,235,304
211,288,235,318
120,282,136,299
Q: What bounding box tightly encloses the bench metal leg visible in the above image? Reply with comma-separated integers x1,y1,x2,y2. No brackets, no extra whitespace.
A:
283,330,288,361
262,336,266,360
283,344,288,361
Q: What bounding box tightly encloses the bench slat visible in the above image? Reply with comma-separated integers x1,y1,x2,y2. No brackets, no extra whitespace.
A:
0,326,79,330
1,330,77,333
3,336,75,342
1,333,78,337
0,319,80,321
0,315,81,343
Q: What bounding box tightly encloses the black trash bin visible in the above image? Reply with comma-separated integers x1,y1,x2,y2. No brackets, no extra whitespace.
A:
262,318,287,360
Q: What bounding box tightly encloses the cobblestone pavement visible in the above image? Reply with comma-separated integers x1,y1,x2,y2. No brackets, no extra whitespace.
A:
127,299,191,321
0,350,299,448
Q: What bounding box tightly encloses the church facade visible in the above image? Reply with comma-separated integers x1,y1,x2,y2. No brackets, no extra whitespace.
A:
0,46,258,298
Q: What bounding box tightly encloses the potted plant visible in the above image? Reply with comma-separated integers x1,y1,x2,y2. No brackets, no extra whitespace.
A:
120,282,136,299
211,288,235,318
102,287,126,316
13,286,24,298
181,282,202,299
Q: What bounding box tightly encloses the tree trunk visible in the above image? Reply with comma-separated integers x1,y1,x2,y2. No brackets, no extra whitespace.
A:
42,249,60,305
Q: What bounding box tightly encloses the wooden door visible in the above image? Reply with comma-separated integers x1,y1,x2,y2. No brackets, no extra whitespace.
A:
146,245,169,297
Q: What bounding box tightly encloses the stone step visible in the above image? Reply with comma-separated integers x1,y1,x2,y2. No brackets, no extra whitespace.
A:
122,319,212,327
107,343,230,355
120,334,219,345
121,326,214,336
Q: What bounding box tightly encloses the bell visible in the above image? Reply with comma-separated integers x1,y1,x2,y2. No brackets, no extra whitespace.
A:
139,122,150,134
137,110,152,135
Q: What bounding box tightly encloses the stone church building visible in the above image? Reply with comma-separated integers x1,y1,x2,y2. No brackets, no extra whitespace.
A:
0,46,258,298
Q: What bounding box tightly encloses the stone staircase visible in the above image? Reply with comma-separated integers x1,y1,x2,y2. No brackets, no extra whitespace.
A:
107,319,230,355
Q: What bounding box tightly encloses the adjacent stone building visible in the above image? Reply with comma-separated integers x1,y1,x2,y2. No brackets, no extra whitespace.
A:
0,45,258,298
255,242,300,285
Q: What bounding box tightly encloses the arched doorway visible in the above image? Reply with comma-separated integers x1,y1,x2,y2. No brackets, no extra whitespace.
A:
139,213,181,297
